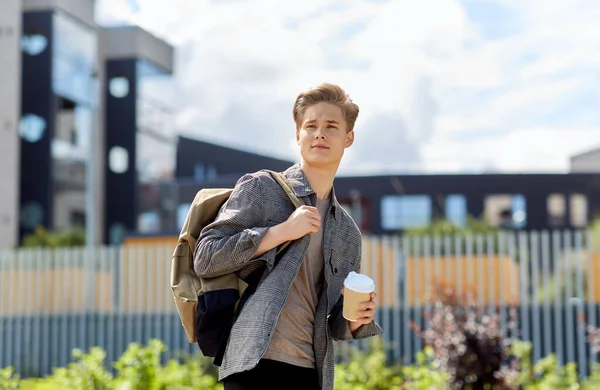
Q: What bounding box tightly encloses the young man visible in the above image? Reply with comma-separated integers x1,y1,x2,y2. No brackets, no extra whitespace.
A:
194,83,383,390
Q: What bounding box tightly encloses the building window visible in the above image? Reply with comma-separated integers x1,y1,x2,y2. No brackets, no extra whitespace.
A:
18,114,47,143
138,211,160,233
21,34,48,55
570,194,588,227
445,194,467,227
20,202,44,230
177,204,191,228
70,211,86,228
108,146,129,174
547,193,566,228
52,12,97,106
109,223,126,245
512,194,527,229
207,165,218,182
381,195,431,230
109,77,130,98
484,194,527,229
194,162,205,182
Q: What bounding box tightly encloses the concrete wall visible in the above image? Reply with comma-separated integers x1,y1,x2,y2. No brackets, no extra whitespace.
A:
0,0,22,248
571,149,600,173
101,26,174,74
23,0,95,27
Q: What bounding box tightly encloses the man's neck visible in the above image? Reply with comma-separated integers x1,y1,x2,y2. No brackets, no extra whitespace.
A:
300,160,338,200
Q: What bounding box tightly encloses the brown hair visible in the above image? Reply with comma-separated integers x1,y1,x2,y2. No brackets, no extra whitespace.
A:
292,82,359,132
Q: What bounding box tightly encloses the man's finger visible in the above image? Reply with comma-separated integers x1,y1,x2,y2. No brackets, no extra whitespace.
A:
361,301,376,310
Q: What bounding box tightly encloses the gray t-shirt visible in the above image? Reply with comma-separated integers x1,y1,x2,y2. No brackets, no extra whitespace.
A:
262,197,330,368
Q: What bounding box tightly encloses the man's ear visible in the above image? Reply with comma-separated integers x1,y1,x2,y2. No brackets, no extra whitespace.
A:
296,128,300,143
345,130,354,148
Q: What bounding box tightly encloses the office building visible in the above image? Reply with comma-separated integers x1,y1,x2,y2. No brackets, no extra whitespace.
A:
0,0,175,246
571,147,600,173
0,0,22,248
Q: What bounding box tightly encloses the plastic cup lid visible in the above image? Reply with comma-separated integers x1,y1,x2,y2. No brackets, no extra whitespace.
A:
343,271,375,293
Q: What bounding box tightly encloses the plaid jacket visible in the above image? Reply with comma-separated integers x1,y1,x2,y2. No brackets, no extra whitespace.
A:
194,163,383,390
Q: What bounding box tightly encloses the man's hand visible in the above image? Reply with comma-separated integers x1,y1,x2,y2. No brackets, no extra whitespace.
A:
341,288,377,333
280,205,322,240
252,205,321,258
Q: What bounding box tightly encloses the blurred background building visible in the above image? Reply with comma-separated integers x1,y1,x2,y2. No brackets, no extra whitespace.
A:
0,0,22,249
1,0,600,250
571,147,600,173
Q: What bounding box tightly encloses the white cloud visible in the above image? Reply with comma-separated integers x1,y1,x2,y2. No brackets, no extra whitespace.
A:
422,126,600,173
95,0,600,174
94,0,137,25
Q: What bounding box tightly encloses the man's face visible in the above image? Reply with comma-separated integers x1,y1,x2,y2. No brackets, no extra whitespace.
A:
296,102,354,168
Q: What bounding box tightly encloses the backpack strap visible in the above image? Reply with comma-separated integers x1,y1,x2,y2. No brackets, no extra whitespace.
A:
262,169,304,254
265,170,304,208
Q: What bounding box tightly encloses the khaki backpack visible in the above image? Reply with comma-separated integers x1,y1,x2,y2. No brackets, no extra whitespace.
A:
170,170,303,356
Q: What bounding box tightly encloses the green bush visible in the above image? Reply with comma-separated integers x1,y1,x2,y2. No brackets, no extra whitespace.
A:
21,226,86,248
4,340,222,390
334,339,404,389
3,338,600,389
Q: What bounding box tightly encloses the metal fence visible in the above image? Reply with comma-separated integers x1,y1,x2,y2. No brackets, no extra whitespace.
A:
1,230,600,379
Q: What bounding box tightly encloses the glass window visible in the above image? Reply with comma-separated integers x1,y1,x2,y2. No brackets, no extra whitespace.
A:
512,194,527,229
109,77,130,98
207,165,218,182
570,194,588,227
136,59,175,183
484,194,527,229
109,223,126,245
138,211,160,233
177,204,191,228
18,114,46,143
194,162,205,182
547,193,565,227
20,202,44,230
52,11,98,106
109,146,129,174
52,100,91,161
445,194,467,227
136,130,175,182
21,34,48,55
381,195,431,230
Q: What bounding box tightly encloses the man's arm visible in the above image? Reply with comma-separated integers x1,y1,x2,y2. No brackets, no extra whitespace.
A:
328,245,383,342
251,223,292,259
194,173,289,278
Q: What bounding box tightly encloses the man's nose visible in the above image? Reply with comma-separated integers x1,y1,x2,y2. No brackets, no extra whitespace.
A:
315,127,326,138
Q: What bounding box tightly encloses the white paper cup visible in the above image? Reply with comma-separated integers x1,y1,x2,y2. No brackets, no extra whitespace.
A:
343,271,375,322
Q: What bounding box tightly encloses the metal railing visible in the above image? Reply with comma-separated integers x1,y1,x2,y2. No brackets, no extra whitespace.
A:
1,230,599,378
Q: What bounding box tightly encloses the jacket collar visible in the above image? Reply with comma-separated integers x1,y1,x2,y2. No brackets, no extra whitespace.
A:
282,163,341,219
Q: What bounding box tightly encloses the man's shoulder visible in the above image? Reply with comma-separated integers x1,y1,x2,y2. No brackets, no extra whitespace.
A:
232,169,297,214
232,170,280,193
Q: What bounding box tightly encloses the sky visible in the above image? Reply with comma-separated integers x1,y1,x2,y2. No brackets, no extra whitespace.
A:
95,0,600,176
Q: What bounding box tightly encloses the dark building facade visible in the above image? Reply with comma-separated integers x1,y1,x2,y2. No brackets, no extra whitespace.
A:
176,164,600,235
175,135,294,181
169,136,295,233
333,172,600,234
19,8,98,241
12,1,176,246
102,26,175,244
